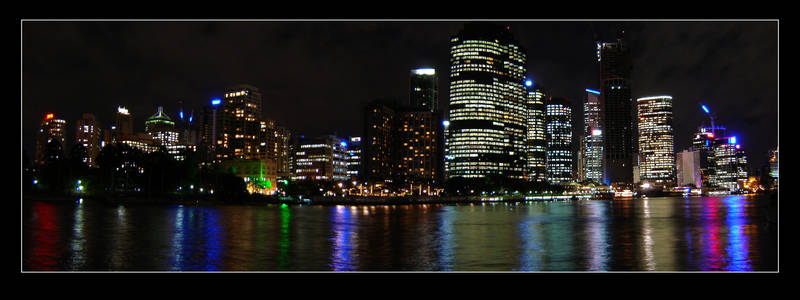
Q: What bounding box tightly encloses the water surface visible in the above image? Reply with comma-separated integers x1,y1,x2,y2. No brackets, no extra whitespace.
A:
22,196,777,271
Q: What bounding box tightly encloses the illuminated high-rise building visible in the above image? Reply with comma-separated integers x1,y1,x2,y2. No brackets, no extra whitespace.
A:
395,109,442,186
113,106,134,137
691,126,724,188
545,97,573,184
582,88,603,184
346,136,362,179
75,113,102,167
145,106,179,147
445,23,527,180
275,126,292,178
598,31,634,185
34,113,66,165
219,84,264,161
363,100,397,183
769,147,778,188
709,136,748,192
292,135,348,182
525,81,547,182
636,96,675,188
409,68,439,112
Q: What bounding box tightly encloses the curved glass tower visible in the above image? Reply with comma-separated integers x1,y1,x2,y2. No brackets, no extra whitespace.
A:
445,23,527,180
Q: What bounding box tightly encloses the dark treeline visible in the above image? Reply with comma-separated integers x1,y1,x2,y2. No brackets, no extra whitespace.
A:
23,140,249,203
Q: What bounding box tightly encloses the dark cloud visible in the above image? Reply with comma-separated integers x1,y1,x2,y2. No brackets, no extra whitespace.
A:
22,21,778,170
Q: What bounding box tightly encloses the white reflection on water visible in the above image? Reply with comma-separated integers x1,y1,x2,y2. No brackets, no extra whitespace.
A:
171,205,185,270
586,201,609,271
69,201,86,269
641,198,656,271
517,206,545,271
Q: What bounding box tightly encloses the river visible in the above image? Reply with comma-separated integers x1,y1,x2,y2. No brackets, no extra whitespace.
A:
22,195,777,271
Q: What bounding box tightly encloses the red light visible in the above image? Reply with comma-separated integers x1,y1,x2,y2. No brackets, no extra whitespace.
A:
707,133,714,138
45,113,54,120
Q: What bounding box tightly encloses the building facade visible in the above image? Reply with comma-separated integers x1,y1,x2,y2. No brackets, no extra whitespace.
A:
582,88,603,184
710,136,748,192
346,136,362,180
409,68,439,112
637,96,675,188
525,82,548,182
75,113,102,167
676,149,702,188
363,100,397,183
445,23,528,180
545,97,573,184
34,113,67,165
145,106,179,147
598,32,634,185
218,84,264,161
395,110,442,186
292,135,348,182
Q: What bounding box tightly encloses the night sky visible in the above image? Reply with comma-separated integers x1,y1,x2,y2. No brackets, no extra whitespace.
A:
22,20,778,171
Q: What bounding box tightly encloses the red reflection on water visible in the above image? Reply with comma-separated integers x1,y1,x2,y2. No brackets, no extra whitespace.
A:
701,198,725,270
27,202,63,270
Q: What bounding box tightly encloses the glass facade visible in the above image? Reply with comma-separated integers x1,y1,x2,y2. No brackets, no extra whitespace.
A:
410,68,438,112
582,89,603,183
445,23,527,180
637,96,675,187
526,83,547,182
546,97,573,184
599,35,633,185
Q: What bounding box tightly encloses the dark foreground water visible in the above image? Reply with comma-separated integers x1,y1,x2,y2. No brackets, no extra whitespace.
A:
22,195,777,271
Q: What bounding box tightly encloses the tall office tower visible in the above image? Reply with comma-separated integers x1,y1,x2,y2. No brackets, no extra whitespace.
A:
598,30,633,185
545,97,573,184
395,109,443,186
145,106,179,147
363,100,397,183
525,81,548,182
769,148,778,188
637,96,675,188
219,84,264,161
200,99,224,162
691,126,725,188
34,113,67,165
710,136,748,192
346,136,362,180
445,23,528,180
75,113,102,167
275,126,292,178
113,106,134,137
409,68,439,112
292,135,348,182
582,88,604,184
676,149,702,188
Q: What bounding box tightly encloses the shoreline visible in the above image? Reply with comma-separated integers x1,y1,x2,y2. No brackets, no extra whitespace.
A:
23,192,775,207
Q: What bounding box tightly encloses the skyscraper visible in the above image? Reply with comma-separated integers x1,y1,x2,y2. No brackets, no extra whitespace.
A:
582,88,603,184
395,109,442,187
546,97,573,184
219,84,264,161
525,81,548,182
292,135,348,182
445,23,527,180
676,149,702,188
145,106,179,147
75,113,102,167
34,113,66,165
710,136,748,192
346,136,362,180
113,106,134,137
637,96,675,188
598,31,633,185
363,100,396,183
409,68,439,112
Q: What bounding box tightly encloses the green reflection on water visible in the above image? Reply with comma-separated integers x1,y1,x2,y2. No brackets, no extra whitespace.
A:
278,204,290,270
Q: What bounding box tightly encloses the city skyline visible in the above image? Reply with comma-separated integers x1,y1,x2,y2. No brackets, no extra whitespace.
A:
22,20,778,170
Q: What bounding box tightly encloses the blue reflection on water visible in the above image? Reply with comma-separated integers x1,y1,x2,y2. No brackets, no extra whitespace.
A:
330,206,357,271
437,206,457,271
723,196,752,271
586,201,609,271
201,207,222,271
518,208,544,271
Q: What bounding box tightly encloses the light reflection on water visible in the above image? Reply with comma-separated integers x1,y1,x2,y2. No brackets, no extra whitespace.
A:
23,196,776,271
